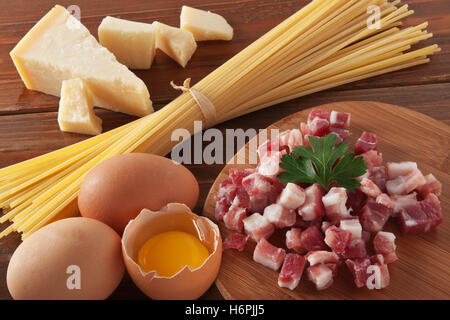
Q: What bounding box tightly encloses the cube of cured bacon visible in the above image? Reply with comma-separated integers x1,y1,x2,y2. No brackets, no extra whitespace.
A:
215,198,229,221
322,187,352,222
216,177,238,205
416,173,442,198
330,111,351,129
229,168,255,187
278,183,306,210
286,226,327,253
257,151,284,178
358,199,393,233
223,205,247,232
398,193,442,234
223,233,249,252
386,161,418,180
300,122,311,137
360,150,383,171
305,250,340,266
346,189,367,214
253,238,286,271
278,253,306,290
307,109,330,137
231,188,250,209
355,132,377,155
376,193,395,210
386,168,426,196
358,177,382,198
324,226,352,254
298,184,325,221
389,192,418,216
243,213,275,242
264,203,296,228
279,129,303,152
306,264,334,290
286,228,304,253
329,127,349,144
370,166,387,192
373,231,398,264
339,218,362,240
345,258,390,289
341,239,367,260
242,172,273,196
308,109,330,123
248,194,270,214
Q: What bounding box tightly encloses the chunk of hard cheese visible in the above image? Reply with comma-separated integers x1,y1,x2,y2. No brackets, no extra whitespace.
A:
154,22,197,68
98,16,156,70
58,78,102,135
10,5,153,117
180,6,233,41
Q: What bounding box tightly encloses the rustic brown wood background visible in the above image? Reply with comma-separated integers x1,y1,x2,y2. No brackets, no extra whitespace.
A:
0,0,448,300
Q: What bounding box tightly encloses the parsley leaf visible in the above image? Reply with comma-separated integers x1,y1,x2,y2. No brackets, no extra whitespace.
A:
277,134,367,192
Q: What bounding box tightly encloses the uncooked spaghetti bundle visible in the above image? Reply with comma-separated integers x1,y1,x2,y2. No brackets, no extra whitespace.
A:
0,0,440,239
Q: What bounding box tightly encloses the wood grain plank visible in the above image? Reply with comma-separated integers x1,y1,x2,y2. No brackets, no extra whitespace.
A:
0,0,448,115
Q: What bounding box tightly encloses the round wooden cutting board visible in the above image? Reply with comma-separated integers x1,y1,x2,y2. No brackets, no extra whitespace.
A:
203,101,450,300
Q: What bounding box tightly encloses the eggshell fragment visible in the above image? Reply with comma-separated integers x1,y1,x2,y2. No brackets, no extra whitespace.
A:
122,203,222,300
78,153,199,234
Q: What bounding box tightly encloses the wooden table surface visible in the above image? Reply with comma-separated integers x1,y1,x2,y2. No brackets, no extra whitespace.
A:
0,0,449,300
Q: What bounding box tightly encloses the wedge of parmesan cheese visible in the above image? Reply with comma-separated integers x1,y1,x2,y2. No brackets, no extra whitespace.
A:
58,78,102,136
180,6,233,41
154,22,197,68
10,5,153,117
98,16,156,70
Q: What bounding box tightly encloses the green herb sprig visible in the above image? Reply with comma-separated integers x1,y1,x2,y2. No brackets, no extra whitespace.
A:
277,134,367,192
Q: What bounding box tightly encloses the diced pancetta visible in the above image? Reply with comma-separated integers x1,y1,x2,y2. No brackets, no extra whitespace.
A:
346,189,367,214
286,228,304,253
397,193,442,234
346,257,390,289
278,253,306,290
308,109,330,123
329,127,349,144
306,250,340,266
257,151,284,178
223,233,249,252
307,109,330,137
229,168,255,187
279,129,303,152
215,197,230,221
298,184,326,221
248,194,269,213
324,226,352,254
339,218,362,240
306,264,334,290
386,168,426,195
253,238,286,271
242,172,273,196
301,225,328,251
370,166,387,192
300,122,311,137
358,177,382,198
278,183,306,210
243,213,275,242
223,205,247,232
231,188,250,209
389,192,418,217
376,193,395,209
355,132,377,155
386,161,418,180
341,239,367,259
264,203,297,228
345,258,371,288
322,187,351,222
360,150,383,171
358,199,393,233
373,231,398,264
416,173,442,198
216,177,238,205
330,111,351,129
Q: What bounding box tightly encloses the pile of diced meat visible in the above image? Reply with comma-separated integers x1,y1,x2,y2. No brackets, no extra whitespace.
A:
217,109,443,291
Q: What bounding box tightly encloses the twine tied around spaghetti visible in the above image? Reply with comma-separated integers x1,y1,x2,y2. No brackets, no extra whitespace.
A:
170,78,217,128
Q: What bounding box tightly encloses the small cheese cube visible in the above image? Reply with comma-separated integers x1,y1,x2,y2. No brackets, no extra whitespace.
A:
154,22,197,68
98,16,156,70
58,78,102,135
180,6,233,41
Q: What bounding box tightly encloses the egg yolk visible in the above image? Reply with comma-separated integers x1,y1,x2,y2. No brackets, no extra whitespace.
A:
137,230,210,277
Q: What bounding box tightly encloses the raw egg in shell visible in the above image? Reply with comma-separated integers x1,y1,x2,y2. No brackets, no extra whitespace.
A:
122,203,222,300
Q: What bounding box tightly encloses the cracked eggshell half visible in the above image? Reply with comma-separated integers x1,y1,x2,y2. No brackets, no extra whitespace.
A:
122,203,222,300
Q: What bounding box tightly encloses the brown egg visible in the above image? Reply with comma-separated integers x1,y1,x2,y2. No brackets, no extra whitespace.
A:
122,203,222,300
7,217,124,300
78,153,199,234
